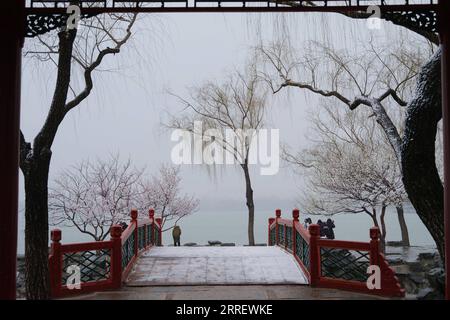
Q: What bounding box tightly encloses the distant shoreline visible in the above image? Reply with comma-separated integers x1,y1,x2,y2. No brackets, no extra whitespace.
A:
16,203,435,254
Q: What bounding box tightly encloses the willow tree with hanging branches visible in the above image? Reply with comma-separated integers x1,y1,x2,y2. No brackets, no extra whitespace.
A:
167,64,268,246
258,33,445,255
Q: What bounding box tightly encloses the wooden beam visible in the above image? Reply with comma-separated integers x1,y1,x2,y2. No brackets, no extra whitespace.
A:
25,4,439,15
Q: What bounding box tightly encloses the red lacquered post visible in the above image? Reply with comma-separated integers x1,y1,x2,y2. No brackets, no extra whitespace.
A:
0,0,25,300
149,209,155,246
284,224,287,250
131,209,138,256
149,208,155,219
143,219,148,248
275,209,281,245
50,229,62,298
110,225,123,289
292,209,299,255
268,217,275,245
369,227,381,266
308,224,320,287
155,217,162,246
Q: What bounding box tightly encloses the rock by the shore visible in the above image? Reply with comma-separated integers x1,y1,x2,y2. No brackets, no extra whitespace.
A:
409,274,425,285
387,257,403,265
426,267,445,292
418,252,436,260
387,241,406,247
220,243,235,247
208,240,222,246
416,288,435,300
16,255,26,298
184,242,197,247
385,245,444,300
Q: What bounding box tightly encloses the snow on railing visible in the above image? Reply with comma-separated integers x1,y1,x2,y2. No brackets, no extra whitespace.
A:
49,208,162,298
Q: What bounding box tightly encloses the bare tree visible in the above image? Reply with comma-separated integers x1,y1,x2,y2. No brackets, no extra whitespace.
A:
258,37,433,160
137,165,199,232
49,158,198,240
251,0,443,260
285,103,409,250
258,37,436,250
20,13,138,299
49,156,144,241
167,64,267,245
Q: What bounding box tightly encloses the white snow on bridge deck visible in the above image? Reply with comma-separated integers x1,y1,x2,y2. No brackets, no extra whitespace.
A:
126,246,308,286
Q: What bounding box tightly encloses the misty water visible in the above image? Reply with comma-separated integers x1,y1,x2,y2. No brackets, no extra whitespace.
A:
17,202,435,255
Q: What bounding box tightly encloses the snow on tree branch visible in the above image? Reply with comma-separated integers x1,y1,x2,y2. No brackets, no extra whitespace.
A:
49,156,198,241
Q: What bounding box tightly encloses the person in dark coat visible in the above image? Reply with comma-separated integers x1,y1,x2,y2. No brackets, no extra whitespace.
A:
317,220,325,237
325,219,335,239
119,221,128,231
317,219,336,239
172,225,181,246
304,218,312,229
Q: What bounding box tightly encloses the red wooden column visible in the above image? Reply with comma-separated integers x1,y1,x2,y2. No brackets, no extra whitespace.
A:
268,217,275,245
110,225,123,289
292,209,299,254
275,209,281,245
131,209,138,256
284,223,287,250
149,208,155,245
369,227,380,266
49,229,62,298
440,0,450,300
308,224,320,287
155,217,162,245
0,0,25,300
143,219,147,248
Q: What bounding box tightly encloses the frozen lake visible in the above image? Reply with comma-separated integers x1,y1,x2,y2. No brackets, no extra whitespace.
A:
17,202,436,254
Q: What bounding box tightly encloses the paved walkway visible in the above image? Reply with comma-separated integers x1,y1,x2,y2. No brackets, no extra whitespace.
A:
69,285,382,300
126,246,308,286
66,247,383,300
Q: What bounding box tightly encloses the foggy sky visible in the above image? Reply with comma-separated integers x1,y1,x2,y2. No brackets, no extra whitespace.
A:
20,12,410,212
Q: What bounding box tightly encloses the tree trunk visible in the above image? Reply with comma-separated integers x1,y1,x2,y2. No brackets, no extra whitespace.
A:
20,29,77,299
401,48,444,258
242,163,255,246
23,153,52,300
396,205,410,247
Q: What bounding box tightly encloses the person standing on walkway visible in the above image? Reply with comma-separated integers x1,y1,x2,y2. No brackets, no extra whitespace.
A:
172,225,181,246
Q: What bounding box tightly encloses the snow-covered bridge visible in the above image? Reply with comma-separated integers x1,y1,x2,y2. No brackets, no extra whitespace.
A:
125,246,308,286
47,208,406,299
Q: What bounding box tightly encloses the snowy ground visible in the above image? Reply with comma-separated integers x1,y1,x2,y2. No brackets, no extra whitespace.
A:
126,246,308,286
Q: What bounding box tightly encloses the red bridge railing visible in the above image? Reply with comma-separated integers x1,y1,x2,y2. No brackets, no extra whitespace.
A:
268,209,405,298
48,208,162,298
